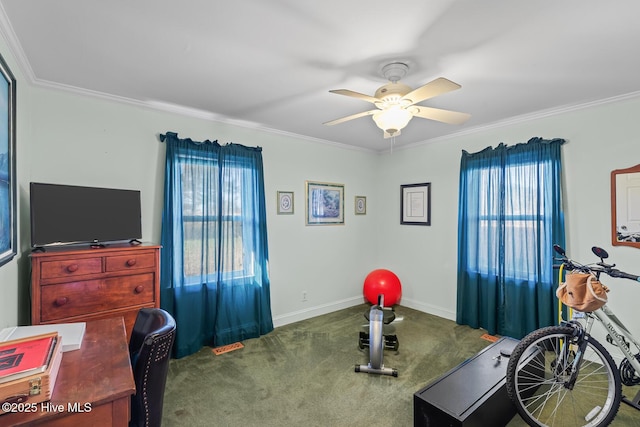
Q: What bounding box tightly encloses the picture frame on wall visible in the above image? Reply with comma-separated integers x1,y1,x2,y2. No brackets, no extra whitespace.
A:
401,183,431,226
305,181,344,225
277,191,294,214
355,196,366,215
0,53,16,267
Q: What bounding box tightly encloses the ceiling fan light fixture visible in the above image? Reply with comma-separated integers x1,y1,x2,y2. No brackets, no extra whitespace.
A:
372,107,413,135
325,63,469,140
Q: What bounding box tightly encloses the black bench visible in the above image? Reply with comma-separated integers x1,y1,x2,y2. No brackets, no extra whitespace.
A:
413,336,519,427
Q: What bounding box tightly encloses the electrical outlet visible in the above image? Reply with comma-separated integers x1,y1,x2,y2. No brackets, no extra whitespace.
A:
302,291,308,302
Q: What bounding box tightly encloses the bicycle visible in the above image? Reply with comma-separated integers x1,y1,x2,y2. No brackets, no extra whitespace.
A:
505,244,640,427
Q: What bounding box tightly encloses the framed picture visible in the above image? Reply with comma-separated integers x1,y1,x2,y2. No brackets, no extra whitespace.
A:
401,183,431,226
305,181,344,225
277,191,294,214
0,53,16,267
355,196,366,215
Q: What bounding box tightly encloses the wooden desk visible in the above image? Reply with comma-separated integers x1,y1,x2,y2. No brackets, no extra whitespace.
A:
2,317,135,427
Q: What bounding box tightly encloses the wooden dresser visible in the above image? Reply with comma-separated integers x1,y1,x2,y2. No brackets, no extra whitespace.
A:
30,243,160,338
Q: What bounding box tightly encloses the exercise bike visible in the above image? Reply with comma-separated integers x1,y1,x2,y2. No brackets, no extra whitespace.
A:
355,294,399,377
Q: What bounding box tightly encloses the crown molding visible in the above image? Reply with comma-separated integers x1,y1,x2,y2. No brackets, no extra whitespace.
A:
0,2,36,81
396,90,640,153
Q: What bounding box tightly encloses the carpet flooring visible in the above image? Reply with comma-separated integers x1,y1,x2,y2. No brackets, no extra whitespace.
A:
162,304,640,426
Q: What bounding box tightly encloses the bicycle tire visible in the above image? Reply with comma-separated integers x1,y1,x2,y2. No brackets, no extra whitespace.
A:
506,325,622,427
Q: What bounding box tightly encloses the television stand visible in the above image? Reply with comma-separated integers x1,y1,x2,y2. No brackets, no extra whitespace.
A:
90,242,107,249
129,239,142,245
30,243,161,339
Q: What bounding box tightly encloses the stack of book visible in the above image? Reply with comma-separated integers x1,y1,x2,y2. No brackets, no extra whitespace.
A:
0,332,64,414
0,322,85,353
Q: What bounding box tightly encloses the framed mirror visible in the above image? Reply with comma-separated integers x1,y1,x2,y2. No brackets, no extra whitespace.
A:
611,164,640,247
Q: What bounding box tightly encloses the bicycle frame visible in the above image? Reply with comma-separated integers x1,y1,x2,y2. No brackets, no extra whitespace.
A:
569,304,640,406
588,305,640,376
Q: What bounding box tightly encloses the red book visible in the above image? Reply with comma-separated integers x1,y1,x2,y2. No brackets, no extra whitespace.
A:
0,335,56,383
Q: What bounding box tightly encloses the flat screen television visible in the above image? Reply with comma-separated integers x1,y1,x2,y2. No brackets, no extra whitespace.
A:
30,182,142,249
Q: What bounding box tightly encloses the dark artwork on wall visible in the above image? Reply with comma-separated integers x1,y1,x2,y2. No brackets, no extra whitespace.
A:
401,183,431,226
0,53,16,267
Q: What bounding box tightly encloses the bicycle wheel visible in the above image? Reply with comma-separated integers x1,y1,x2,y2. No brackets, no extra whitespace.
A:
506,326,622,427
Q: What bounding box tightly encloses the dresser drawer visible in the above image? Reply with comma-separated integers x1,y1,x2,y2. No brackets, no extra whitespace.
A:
31,244,161,335
105,251,156,272
40,273,155,322
40,257,103,279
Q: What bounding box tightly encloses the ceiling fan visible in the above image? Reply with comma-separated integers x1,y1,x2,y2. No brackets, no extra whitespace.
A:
324,62,470,138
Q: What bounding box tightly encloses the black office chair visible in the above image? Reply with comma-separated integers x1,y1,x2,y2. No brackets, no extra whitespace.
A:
129,308,176,427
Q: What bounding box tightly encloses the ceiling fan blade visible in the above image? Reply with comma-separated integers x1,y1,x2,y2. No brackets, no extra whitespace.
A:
412,106,471,125
401,77,461,106
329,89,379,104
323,110,377,126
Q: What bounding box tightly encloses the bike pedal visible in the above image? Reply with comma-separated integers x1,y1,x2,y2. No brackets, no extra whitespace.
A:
384,335,399,351
358,331,370,349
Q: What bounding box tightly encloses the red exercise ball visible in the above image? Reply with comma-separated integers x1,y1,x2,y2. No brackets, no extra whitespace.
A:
363,269,402,306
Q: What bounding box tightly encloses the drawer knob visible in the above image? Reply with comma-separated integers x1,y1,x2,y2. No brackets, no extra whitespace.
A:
134,285,144,294
66,264,79,273
126,259,137,267
55,296,68,306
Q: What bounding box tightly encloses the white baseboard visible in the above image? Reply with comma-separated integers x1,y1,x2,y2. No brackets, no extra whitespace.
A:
272,296,363,328
399,297,456,321
272,296,455,327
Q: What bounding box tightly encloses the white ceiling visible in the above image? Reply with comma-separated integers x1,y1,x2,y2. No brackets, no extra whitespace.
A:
1,0,640,151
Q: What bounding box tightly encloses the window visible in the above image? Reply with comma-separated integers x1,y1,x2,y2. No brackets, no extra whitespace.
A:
456,138,565,338
160,132,273,357
470,163,552,281
179,157,254,281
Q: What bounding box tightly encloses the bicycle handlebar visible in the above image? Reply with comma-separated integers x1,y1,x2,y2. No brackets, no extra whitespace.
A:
553,244,640,282
605,269,640,281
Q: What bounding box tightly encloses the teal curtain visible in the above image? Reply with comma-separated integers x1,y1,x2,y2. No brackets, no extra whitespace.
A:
456,137,565,339
159,132,273,358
